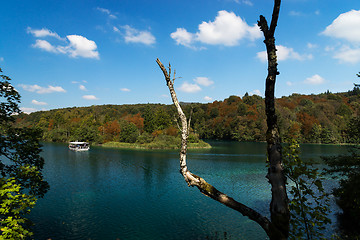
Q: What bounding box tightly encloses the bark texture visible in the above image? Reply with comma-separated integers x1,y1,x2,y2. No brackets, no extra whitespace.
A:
156,58,284,239
258,0,290,239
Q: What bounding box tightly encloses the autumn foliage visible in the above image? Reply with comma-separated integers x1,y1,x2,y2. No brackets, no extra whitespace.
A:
13,88,360,144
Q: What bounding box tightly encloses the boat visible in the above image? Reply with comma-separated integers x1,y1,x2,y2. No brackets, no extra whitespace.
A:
69,141,90,151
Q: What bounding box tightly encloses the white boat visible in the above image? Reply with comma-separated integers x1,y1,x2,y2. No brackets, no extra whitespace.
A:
69,141,90,151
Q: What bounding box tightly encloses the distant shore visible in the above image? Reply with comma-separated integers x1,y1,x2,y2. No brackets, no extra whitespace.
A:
99,140,211,150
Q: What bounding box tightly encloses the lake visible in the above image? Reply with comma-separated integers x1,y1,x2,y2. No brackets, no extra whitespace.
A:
30,141,348,240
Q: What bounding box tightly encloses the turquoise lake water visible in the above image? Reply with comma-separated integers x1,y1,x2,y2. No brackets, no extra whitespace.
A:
29,141,348,239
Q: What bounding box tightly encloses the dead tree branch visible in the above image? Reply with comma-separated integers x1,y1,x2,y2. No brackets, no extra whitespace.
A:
156,58,280,238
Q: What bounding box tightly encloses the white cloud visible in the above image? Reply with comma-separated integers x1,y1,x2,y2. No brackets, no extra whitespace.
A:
177,76,214,93
307,43,318,49
194,77,214,86
0,57,4,61
322,10,360,43
31,99,47,105
233,0,253,5
170,10,261,48
257,45,312,62
27,27,63,40
82,95,98,100
96,7,117,19
289,11,302,16
79,85,87,91
321,10,360,64
204,96,213,101
246,24,263,41
325,45,335,52
196,11,261,46
63,35,99,59
32,39,57,53
171,28,195,48
120,88,131,92
242,0,253,6
286,81,293,86
250,89,262,96
20,107,37,114
304,74,325,85
277,45,300,61
333,45,360,63
96,7,110,15
18,84,66,94
122,25,156,45
178,82,201,93
256,50,267,61
28,28,99,59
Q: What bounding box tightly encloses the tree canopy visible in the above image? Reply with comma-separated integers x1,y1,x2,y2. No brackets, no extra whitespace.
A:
0,67,49,238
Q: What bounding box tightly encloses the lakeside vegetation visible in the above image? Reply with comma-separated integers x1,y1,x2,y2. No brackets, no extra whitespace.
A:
13,86,360,146
101,140,211,150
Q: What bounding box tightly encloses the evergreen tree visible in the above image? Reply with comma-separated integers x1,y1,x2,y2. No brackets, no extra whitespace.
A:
143,105,156,133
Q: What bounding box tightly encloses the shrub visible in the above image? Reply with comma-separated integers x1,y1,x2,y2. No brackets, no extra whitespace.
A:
136,132,154,144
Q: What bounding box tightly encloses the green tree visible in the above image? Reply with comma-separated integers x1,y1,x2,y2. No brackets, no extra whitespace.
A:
243,94,262,106
119,121,139,143
143,105,156,133
73,114,101,143
0,67,49,238
346,116,360,143
136,132,154,144
283,140,331,240
320,127,338,144
323,146,360,239
299,98,313,107
336,104,352,117
154,108,172,130
309,123,322,143
226,95,240,105
237,102,247,116
209,107,219,118
0,178,36,239
73,126,101,143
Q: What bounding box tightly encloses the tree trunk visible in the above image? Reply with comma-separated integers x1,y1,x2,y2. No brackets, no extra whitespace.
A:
258,0,290,238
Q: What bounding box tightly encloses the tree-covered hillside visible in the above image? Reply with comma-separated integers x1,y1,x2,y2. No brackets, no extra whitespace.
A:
14,87,360,144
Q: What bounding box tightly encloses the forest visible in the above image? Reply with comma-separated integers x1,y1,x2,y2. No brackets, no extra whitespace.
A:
14,86,360,145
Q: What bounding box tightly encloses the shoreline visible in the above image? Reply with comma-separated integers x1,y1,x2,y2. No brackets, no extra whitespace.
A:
98,141,212,150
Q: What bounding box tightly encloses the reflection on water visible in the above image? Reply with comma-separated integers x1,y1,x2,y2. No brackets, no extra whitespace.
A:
30,142,346,239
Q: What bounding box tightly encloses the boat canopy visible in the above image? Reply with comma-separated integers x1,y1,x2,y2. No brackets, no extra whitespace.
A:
69,141,88,145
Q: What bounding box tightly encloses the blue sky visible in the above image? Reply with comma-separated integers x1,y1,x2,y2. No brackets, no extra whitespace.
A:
1,0,360,113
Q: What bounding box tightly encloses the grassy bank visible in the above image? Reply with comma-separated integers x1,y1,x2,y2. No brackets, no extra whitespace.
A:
100,140,211,150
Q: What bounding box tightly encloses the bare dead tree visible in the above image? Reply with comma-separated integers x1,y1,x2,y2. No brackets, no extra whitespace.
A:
156,1,289,239
257,0,290,238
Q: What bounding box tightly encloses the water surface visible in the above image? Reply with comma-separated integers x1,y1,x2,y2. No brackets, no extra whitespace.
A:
30,141,347,239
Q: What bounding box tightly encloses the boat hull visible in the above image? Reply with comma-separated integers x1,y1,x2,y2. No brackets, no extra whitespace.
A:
69,147,90,151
